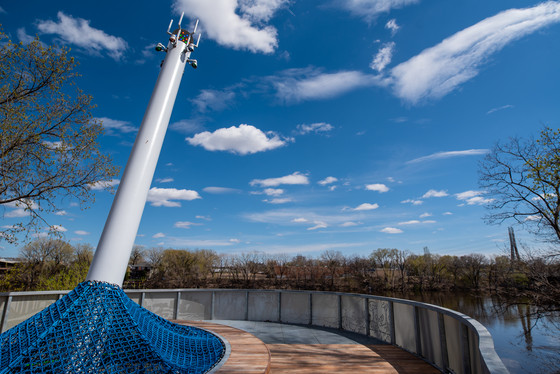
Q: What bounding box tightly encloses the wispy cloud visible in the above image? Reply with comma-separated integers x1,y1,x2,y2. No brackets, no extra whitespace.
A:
203,187,241,194
335,0,420,21
96,117,136,135
370,42,395,72
250,172,309,187
270,67,378,103
353,203,379,211
386,19,400,35
487,104,514,114
455,190,494,205
17,28,35,44
174,221,201,229
172,0,288,53
88,179,120,191
37,12,127,60
296,122,334,135
156,178,174,183
191,88,236,112
264,197,293,204
381,227,403,234
318,176,338,185
169,119,204,134
388,2,560,103
74,230,90,235
401,199,423,205
147,187,201,207
187,124,287,155
308,221,328,230
423,189,448,198
407,149,489,164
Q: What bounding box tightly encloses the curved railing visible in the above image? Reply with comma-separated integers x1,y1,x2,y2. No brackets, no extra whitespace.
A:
0,288,509,374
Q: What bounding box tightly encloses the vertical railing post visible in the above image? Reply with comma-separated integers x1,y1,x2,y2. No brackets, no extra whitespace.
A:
461,324,472,373
1,295,12,334
278,291,282,322
174,291,181,320
414,306,422,356
389,301,396,345
438,312,449,371
338,294,343,330
365,297,370,337
308,292,313,325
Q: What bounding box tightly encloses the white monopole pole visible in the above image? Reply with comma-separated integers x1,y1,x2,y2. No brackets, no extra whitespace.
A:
87,17,200,286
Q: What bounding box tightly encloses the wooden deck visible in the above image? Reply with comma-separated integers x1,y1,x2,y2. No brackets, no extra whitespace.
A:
176,321,441,374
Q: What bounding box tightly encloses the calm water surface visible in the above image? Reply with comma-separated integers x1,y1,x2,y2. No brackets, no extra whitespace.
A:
385,292,560,374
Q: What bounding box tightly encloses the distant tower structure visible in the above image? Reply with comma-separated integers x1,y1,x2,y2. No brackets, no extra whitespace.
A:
87,14,200,286
508,226,520,262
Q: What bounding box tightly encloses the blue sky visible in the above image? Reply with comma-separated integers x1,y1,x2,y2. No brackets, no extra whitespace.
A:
1,0,560,258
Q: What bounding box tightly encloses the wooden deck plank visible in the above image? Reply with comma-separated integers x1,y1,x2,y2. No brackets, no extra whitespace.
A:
174,320,441,374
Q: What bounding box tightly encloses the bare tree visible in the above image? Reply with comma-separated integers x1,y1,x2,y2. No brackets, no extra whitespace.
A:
0,32,119,242
480,127,560,249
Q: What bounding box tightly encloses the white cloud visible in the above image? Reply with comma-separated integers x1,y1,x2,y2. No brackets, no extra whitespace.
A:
308,221,328,230
265,197,293,204
487,104,514,114
297,122,334,135
54,210,68,216
5,209,29,218
385,19,400,35
353,203,379,211
455,190,484,200
370,42,395,72
250,172,309,187
147,187,201,207
187,124,286,155
17,28,35,44
271,68,378,103
192,89,235,112
169,119,203,134
423,189,448,198
420,212,432,218
174,221,201,228
264,188,284,196
74,230,90,235
389,2,560,103
340,221,360,227
0,6,5,13
203,187,241,194
292,217,308,223
318,176,338,185
88,179,120,190
398,220,436,225
37,12,127,60
399,220,420,225
96,117,136,134
366,183,389,193
173,0,286,53
455,190,494,205
381,227,403,234
156,178,174,183
337,0,419,21
407,149,489,163
401,199,423,205
152,232,166,238
525,215,542,221
51,225,67,232
443,212,453,216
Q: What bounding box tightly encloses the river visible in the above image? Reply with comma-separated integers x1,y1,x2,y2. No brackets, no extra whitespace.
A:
384,292,560,374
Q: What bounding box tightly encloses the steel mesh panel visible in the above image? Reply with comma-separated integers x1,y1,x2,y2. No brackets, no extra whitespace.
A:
0,281,225,373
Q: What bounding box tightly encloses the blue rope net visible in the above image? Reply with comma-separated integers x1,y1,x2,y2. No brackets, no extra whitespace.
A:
0,281,225,373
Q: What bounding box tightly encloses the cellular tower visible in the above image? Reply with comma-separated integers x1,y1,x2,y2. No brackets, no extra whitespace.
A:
0,15,226,374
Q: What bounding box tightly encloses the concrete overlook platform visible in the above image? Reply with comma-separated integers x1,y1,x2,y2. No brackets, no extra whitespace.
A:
178,320,441,374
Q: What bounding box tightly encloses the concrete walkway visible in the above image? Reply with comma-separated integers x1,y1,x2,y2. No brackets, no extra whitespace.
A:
208,320,386,345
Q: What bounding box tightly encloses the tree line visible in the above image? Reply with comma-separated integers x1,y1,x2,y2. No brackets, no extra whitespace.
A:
2,239,558,307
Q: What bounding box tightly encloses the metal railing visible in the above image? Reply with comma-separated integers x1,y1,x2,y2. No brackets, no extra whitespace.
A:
0,289,509,374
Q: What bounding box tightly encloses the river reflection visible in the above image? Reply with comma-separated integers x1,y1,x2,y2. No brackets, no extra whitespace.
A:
383,292,560,374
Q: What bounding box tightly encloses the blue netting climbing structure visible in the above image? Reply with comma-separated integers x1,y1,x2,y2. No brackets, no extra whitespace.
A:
0,281,225,373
